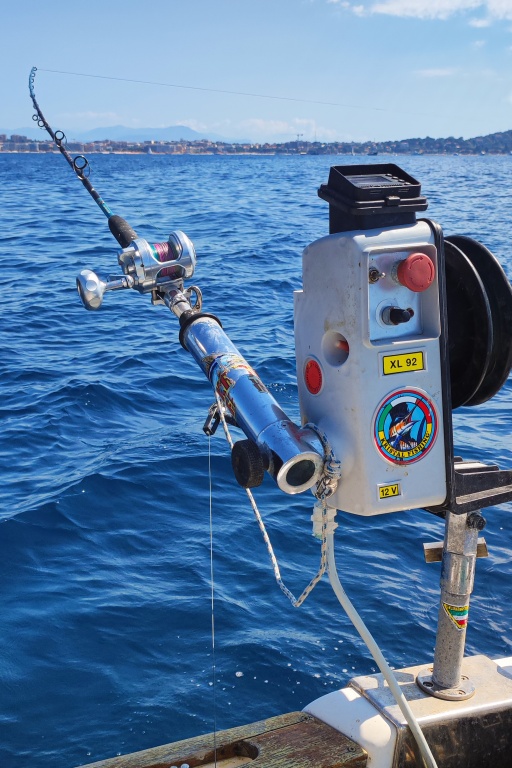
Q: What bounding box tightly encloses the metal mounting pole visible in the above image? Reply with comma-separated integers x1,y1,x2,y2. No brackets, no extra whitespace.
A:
417,509,486,700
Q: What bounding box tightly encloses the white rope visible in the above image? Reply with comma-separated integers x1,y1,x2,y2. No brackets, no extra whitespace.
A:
213,391,334,607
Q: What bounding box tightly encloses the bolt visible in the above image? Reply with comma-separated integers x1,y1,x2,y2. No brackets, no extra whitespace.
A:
467,513,486,531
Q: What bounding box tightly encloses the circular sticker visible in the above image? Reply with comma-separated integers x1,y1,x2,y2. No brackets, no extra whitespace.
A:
374,389,438,464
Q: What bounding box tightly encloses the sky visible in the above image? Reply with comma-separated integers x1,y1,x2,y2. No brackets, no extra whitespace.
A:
2,0,512,143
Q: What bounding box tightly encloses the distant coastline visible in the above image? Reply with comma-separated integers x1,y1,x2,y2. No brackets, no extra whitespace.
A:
2,129,512,155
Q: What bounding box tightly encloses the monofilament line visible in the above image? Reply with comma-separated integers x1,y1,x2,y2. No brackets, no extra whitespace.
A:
208,436,218,768
37,67,428,117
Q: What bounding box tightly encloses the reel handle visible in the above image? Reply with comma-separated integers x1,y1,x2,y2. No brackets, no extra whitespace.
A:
76,269,134,310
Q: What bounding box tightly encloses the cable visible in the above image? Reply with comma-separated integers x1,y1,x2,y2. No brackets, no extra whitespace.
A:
37,67,428,117
208,436,218,768
326,533,438,768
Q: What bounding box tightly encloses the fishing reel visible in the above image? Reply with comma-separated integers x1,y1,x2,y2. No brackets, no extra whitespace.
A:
76,230,197,310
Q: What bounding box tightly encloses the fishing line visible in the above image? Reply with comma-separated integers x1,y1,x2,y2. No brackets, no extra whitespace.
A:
37,67,428,117
208,435,218,768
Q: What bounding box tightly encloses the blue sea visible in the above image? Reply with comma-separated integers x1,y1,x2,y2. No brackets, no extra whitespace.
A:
1,152,511,768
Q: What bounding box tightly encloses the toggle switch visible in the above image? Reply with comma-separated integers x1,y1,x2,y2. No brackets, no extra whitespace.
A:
382,306,415,326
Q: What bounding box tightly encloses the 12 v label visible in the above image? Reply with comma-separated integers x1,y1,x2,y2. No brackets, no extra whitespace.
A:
378,483,401,500
382,351,424,375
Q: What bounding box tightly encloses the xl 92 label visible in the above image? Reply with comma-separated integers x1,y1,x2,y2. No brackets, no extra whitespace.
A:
383,351,424,375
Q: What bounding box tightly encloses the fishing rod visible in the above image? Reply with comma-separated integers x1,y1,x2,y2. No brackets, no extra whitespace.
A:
29,66,138,248
28,65,326,494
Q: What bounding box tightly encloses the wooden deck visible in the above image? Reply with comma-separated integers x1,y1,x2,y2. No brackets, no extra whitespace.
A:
76,711,367,768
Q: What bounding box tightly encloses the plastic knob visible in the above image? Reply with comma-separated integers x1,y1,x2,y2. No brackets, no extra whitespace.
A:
389,307,412,325
467,512,486,531
396,252,435,292
231,439,265,488
382,306,414,326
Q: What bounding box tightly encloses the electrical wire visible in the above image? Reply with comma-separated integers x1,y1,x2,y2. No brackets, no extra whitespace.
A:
326,533,439,768
208,436,218,768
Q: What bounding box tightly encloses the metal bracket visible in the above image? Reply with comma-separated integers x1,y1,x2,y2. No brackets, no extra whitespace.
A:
423,537,488,563
203,403,221,436
203,402,237,436
427,458,512,515
416,667,475,701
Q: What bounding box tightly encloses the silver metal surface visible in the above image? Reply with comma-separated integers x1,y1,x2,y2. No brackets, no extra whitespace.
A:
77,227,323,494
416,666,475,700
118,230,196,294
351,655,512,768
181,316,324,494
424,510,482,694
76,269,134,310
164,287,197,318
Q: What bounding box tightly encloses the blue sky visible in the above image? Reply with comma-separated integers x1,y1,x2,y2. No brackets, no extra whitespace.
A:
2,0,512,142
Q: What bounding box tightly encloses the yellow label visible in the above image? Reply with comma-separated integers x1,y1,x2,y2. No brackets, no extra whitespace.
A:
383,351,424,375
378,483,401,499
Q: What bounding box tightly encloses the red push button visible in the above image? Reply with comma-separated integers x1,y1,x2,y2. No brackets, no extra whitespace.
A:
305,359,323,395
396,252,435,293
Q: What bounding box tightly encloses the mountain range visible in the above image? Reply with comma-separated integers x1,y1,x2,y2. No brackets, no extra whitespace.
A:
1,125,241,143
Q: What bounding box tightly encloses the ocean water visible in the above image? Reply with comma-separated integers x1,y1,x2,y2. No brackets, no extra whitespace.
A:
1,152,511,768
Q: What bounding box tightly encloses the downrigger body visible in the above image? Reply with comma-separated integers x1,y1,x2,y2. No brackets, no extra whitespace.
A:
295,164,512,518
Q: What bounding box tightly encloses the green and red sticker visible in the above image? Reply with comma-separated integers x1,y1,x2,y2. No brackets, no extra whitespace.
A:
443,603,469,631
374,388,437,464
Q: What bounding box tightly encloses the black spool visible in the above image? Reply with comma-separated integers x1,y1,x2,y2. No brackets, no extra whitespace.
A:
445,236,512,408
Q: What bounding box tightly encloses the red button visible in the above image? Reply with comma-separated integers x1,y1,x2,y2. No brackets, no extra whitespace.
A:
396,252,435,292
305,359,323,395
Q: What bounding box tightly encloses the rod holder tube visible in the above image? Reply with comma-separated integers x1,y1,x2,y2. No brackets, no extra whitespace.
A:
417,510,481,700
432,511,478,688
182,315,324,494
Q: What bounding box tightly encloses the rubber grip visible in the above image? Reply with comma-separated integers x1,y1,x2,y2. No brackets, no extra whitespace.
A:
108,215,138,247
